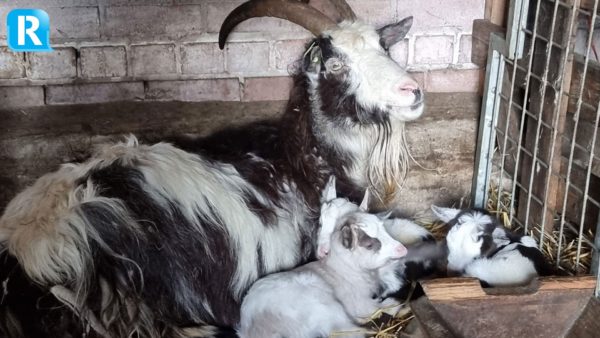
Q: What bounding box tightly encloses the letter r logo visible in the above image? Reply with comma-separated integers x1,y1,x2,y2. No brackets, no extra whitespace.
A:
7,9,52,52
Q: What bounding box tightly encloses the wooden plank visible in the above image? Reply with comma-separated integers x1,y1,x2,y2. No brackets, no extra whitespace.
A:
421,276,596,302
471,19,505,67
421,278,487,302
416,276,597,338
568,55,600,119
580,0,600,13
409,297,457,338
566,297,600,338
485,0,508,26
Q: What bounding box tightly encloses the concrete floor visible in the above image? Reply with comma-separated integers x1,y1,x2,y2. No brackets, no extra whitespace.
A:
0,92,481,216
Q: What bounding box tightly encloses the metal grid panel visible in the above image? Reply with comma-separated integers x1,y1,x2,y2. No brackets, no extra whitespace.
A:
473,0,600,295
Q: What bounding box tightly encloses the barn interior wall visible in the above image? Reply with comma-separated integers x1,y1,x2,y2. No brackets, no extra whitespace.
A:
0,0,484,106
0,0,485,215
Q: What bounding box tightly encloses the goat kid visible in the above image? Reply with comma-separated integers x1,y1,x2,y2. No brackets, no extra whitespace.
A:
239,207,407,338
318,176,437,300
431,206,556,287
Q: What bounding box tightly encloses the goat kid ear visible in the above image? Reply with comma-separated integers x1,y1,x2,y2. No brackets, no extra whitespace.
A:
359,189,370,211
377,16,413,51
431,205,460,223
321,176,337,203
341,224,355,249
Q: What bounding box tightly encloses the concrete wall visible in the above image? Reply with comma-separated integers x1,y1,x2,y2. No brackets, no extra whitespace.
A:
0,0,485,108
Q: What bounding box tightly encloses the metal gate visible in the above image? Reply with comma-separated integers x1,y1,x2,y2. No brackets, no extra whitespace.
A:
472,0,600,294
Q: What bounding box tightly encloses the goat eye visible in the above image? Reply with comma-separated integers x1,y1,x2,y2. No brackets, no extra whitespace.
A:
328,59,343,71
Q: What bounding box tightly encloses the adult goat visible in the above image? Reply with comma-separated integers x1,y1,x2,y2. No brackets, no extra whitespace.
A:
0,1,424,337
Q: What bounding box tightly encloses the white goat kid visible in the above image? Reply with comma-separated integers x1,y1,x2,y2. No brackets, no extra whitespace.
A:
318,177,432,258
432,206,555,287
239,201,407,338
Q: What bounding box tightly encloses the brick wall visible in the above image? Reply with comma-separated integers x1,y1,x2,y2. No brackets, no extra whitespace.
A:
0,0,484,108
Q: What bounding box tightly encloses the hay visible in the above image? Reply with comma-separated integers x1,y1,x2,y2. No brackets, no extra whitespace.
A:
486,183,595,275
364,183,596,337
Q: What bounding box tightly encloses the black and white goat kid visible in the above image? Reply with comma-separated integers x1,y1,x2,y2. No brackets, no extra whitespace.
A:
0,0,424,337
431,206,556,287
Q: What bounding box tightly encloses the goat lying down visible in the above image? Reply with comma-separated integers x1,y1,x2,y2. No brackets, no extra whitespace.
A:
432,206,556,287
317,177,438,299
239,183,407,338
0,1,425,337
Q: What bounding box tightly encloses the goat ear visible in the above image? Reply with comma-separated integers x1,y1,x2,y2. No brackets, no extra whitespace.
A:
431,205,460,223
341,224,355,249
377,16,413,51
359,189,369,211
303,44,322,74
321,176,337,203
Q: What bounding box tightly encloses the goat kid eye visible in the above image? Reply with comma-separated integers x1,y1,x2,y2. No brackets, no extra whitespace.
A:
328,61,343,71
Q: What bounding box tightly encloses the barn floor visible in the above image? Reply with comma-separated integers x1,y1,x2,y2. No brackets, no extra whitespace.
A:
0,92,480,215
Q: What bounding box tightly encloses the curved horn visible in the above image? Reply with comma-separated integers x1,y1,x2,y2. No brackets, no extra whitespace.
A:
327,0,357,22
219,0,337,49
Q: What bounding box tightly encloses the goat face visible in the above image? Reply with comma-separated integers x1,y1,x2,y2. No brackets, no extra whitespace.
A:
431,206,497,272
332,212,408,270
304,18,423,125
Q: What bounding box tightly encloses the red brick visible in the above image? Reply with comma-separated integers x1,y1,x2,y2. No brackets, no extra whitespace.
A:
131,44,177,76
46,82,144,105
146,79,240,102
80,46,127,78
399,0,485,33
226,42,270,74
425,69,482,93
0,48,25,79
414,35,454,65
181,43,225,75
271,40,307,72
347,0,396,26
206,1,304,33
102,5,203,40
242,76,293,102
28,48,77,79
46,6,99,42
458,34,473,64
0,86,44,108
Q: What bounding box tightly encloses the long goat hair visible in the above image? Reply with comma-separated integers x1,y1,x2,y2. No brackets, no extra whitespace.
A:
0,1,425,337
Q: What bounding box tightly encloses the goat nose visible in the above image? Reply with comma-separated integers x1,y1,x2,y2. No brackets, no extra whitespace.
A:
395,245,408,257
397,81,420,95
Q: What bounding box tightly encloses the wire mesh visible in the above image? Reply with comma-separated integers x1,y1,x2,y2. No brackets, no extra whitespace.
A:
473,0,600,295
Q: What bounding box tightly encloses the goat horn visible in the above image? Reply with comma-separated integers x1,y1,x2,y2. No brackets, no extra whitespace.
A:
327,0,357,22
219,0,337,49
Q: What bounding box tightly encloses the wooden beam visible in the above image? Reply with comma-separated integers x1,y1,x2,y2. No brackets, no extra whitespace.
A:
580,0,600,13
568,55,600,119
485,0,508,27
413,276,598,338
421,276,597,302
471,19,505,67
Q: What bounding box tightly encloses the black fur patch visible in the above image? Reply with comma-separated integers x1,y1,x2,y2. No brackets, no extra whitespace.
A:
515,245,556,276
0,252,88,338
84,163,241,327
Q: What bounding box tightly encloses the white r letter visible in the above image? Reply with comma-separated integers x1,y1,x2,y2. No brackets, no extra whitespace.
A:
18,15,42,46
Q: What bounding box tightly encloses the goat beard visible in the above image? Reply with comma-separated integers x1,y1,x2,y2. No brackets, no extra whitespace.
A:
366,121,411,209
